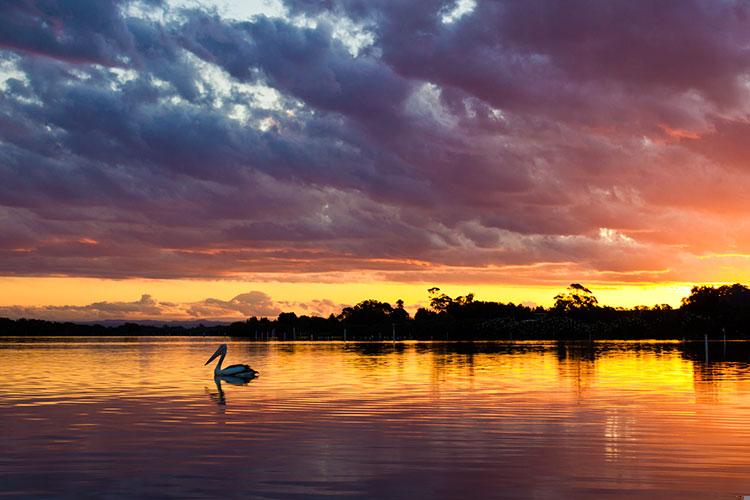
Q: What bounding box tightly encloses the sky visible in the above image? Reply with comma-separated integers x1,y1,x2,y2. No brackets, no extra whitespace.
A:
1,0,749,321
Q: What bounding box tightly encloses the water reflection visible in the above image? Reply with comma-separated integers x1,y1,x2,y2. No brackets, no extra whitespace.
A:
1,338,750,498
208,374,256,406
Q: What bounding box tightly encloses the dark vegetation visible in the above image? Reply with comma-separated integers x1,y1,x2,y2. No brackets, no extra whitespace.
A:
2,284,750,340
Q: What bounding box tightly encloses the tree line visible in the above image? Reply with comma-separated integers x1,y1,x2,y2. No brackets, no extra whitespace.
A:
2,283,750,340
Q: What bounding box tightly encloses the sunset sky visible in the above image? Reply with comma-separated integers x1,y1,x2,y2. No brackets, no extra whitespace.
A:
1,0,749,321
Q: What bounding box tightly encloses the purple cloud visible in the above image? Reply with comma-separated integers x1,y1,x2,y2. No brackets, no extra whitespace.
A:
1,0,750,286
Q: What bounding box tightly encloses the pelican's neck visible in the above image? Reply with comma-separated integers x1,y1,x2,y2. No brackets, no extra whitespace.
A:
214,350,226,375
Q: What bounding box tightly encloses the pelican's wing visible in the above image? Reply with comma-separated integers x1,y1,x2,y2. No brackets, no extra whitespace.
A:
221,364,255,375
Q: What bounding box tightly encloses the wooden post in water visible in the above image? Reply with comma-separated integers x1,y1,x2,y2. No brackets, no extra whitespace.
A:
704,333,709,363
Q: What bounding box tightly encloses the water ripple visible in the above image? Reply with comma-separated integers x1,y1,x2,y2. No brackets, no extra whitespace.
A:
1,338,750,498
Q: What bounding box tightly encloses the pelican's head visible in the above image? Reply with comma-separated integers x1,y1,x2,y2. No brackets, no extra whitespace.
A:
205,343,228,365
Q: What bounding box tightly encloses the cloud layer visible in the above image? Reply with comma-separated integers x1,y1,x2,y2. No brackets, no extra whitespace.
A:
0,290,342,321
2,0,750,288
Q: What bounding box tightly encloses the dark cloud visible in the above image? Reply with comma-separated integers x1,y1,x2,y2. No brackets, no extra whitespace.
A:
1,0,750,285
0,0,138,65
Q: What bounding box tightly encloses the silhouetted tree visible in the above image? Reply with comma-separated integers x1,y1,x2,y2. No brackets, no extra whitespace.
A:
428,287,453,313
553,283,599,314
277,312,298,324
390,299,410,323
681,284,750,315
414,307,438,321
680,284,750,333
338,299,393,324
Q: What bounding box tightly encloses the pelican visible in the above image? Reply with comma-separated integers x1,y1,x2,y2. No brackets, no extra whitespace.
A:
205,344,258,378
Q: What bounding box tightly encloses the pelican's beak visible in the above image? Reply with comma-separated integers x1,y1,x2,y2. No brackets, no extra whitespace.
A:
205,348,222,366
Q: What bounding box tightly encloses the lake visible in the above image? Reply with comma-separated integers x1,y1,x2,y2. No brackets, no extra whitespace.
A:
1,338,749,498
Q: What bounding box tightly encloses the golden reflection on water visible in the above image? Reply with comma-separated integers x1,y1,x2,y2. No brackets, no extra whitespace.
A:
1,338,750,498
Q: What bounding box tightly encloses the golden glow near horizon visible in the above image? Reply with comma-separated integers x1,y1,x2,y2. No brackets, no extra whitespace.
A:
0,276,700,320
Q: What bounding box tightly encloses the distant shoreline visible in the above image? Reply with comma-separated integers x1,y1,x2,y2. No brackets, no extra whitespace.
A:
0,315,744,341
3,283,750,341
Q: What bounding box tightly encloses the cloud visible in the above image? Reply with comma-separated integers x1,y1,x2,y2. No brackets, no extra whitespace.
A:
185,291,280,318
0,293,165,321
276,298,344,317
0,0,139,66
1,0,750,288
0,290,323,321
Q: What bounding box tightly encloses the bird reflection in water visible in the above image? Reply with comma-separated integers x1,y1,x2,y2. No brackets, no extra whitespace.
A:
209,374,256,406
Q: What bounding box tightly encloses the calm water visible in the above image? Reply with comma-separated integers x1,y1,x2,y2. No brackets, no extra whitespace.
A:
1,338,750,499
